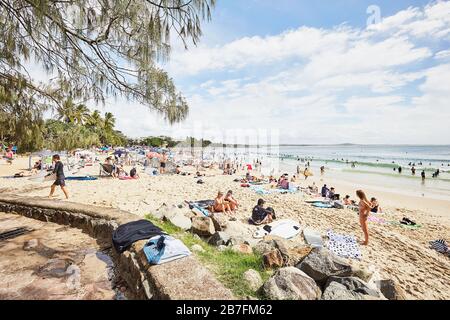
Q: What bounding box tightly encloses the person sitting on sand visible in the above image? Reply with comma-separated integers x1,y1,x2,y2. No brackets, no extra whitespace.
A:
116,165,127,178
356,190,373,246
251,199,275,225
224,190,239,211
48,154,69,200
309,182,319,194
343,195,353,205
370,197,382,213
321,184,329,197
277,175,289,189
213,191,233,215
130,167,139,179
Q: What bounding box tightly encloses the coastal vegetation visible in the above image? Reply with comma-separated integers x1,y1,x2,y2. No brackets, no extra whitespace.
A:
145,215,272,298
1,0,216,150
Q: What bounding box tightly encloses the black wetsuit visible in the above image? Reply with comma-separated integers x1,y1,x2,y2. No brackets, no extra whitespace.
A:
53,161,65,186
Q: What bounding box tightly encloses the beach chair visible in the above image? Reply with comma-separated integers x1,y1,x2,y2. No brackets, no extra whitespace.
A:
99,163,114,177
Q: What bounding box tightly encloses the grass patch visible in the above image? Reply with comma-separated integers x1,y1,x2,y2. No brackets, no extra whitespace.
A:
145,214,272,299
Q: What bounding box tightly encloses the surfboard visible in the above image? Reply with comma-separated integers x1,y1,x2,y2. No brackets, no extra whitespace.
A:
303,227,323,248
269,219,302,239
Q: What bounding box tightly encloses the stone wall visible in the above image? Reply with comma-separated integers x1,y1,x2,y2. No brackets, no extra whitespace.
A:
0,194,235,300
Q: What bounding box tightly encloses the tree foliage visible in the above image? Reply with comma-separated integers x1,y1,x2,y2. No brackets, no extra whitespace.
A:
0,0,215,123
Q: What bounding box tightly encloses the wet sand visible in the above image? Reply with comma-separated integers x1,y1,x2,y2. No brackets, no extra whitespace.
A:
0,212,121,300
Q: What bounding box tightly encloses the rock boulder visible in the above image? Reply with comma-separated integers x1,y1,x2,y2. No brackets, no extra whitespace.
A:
210,212,228,231
262,267,321,300
208,232,231,246
296,248,353,285
243,269,263,291
376,279,407,300
191,216,216,237
263,249,284,269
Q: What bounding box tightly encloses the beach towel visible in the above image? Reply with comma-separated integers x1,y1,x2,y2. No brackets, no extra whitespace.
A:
191,204,210,217
368,215,386,224
65,176,98,181
187,200,214,209
112,220,165,253
143,235,191,265
303,228,323,248
119,176,138,181
250,185,297,195
429,239,449,256
326,230,362,260
312,202,333,208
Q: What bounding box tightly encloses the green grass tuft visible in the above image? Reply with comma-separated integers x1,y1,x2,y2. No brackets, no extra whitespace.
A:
145,214,272,299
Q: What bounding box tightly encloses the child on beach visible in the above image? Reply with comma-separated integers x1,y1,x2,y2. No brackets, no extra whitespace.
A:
356,190,373,246
48,154,69,199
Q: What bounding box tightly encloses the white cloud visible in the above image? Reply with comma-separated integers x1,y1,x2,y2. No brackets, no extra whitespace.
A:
26,1,449,145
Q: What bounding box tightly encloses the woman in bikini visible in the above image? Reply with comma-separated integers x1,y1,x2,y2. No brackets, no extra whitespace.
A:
224,190,239,211
213,191,233,215
356,190,373,246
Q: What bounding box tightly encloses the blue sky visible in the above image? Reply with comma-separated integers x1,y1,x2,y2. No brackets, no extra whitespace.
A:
102,1,450,144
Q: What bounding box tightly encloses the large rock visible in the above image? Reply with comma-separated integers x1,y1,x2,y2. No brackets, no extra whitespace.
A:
321,281,365,300
296,248,353,285
166,212,192,231
191,216,216,237
263,249,284,269
254,236,290,265
376,279,407,300
243,269,263,291
210,212,228,231
232,244,253,255
208,232,231,246
262,267,321,300
286,246,312,267
325,276,381,298
253,241,277,256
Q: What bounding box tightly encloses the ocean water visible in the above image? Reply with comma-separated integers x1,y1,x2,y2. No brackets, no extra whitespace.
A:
277,145,450,201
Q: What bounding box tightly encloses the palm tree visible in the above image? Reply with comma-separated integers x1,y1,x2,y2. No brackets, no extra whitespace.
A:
85,110,103,129
56,98,76,124
73,104,90,125
103,112,116,132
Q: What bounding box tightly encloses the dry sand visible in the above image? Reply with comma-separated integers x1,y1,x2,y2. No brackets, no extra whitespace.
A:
1,156,449,300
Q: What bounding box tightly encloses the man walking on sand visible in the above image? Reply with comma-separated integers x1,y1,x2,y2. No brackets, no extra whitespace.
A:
48,154,69,199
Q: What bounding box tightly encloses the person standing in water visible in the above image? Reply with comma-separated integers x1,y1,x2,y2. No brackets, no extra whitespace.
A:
356,190,373,246
421,170,426,181
48,154,69,199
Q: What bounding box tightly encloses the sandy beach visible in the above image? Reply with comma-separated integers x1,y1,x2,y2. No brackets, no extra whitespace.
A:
1,156,449,300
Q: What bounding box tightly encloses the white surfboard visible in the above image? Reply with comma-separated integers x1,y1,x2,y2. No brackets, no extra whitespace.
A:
269,219,302,240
